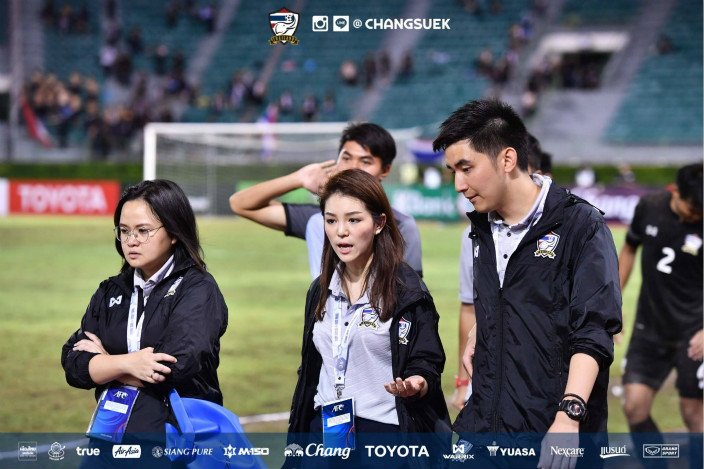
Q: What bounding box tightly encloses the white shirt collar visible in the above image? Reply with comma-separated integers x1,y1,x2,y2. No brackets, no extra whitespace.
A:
489,174,552,229
133,254,175,291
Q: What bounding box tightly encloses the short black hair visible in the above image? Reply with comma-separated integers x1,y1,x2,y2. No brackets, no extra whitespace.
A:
433,99,530,171
339,122,396,168
540,152,553,175
676,163,703,209
525,133,543,173
114,179,205,273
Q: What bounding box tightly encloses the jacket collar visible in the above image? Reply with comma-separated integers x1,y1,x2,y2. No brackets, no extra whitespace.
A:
110,257,197,293
468,183,570,236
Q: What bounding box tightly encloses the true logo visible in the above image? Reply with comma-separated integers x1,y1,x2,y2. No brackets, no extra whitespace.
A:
269,7,299,45
76,447,100,456
535,231,560,259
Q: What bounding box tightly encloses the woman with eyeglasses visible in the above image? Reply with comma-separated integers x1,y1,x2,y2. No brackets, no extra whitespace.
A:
61,179,227,467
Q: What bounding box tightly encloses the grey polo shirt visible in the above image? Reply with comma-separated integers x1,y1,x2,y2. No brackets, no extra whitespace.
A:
312,268,398,425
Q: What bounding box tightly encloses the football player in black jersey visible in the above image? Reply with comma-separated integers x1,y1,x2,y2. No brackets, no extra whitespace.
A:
619,163,703,439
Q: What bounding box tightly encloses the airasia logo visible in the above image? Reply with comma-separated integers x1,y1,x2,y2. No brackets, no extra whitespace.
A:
9,180,120,215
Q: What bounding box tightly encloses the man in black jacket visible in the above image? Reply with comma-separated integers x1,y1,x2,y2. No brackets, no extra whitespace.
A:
435,99,621,469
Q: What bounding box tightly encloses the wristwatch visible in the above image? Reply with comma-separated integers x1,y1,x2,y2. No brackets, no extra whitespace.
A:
558,398,587,421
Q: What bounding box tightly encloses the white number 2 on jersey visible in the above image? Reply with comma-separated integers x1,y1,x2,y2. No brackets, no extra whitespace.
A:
656,247,675,274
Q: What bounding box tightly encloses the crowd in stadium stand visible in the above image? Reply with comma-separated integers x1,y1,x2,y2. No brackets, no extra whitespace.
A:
27,0,569,157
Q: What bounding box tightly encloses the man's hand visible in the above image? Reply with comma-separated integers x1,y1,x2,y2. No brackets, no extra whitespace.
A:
537,412,580,469
688,329,703,360
296,160,337,194
462,325,476,379
451,386,468,410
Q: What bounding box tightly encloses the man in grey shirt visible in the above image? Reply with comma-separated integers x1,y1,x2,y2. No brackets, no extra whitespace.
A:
229,122,422,278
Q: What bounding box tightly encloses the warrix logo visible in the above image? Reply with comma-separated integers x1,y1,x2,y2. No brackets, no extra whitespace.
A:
109,295,122,307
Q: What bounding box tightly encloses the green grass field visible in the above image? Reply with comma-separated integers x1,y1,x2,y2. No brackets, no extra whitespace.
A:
0,216,685,433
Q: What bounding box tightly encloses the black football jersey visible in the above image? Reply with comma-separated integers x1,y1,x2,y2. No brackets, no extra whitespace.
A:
626,191,703,345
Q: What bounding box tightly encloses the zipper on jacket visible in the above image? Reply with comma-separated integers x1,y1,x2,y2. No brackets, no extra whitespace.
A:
491,287,504,432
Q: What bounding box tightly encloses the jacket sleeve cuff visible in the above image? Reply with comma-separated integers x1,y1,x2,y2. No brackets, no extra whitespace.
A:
570,347,609,370
67,351,99,389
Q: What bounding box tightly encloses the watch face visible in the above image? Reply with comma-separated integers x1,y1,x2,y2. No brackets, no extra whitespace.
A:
568,401,584,417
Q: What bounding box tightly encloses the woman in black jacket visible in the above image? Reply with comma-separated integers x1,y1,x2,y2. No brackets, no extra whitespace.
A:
286,169,449,468
61,180,228,467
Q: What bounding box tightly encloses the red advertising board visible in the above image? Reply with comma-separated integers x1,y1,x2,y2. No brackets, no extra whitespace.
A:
9,180,121,215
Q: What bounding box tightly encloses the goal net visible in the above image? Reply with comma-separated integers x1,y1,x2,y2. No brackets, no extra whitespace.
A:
143,122,419,215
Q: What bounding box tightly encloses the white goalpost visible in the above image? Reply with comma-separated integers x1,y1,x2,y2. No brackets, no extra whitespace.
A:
143,122,420,215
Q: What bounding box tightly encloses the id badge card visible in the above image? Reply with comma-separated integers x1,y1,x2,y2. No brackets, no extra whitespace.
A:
86,385,139,443
321,397,355,451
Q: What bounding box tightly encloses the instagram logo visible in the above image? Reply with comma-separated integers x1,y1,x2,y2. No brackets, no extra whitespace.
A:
312,16,328,31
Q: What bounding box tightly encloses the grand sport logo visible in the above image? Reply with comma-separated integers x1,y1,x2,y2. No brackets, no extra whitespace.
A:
643,444,679,458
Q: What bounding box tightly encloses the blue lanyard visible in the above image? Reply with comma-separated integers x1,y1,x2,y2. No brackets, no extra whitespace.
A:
331,296,361,399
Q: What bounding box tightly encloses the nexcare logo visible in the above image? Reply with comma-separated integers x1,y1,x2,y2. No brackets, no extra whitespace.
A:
550,447,584,457
364,445,429,458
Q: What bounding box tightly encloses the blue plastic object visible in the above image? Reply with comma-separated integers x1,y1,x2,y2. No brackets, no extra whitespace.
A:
165,389,267,469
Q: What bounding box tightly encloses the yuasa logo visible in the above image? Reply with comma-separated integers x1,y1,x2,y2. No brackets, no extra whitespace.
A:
365,445,429,457
112,445,141,458
76,447,101,456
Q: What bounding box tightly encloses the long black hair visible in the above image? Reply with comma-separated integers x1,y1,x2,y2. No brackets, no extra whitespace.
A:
113,179,205,272
315,169,404,322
